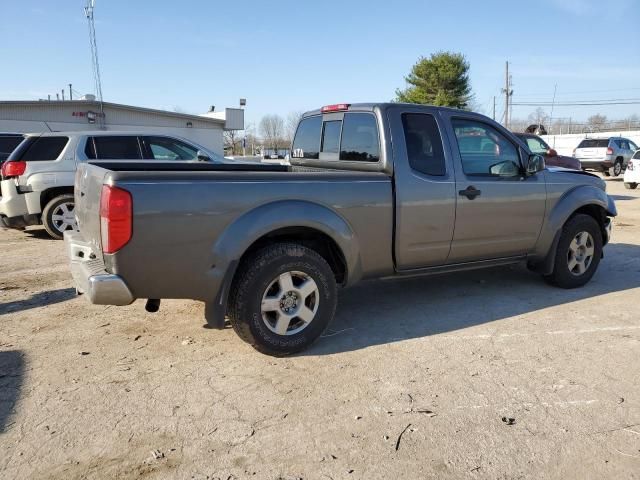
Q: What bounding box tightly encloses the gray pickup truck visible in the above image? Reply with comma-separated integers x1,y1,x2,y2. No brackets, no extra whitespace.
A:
65,103,616,355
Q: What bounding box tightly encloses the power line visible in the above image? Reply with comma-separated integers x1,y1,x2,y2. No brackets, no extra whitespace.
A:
513,100,640,107
513,87,640,98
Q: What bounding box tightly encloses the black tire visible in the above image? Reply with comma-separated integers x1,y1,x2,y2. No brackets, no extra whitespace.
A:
42,194,76,240
624,182,638,190
609,159,623,177
227,243,338,356
544,214,603,289
603,169,611,177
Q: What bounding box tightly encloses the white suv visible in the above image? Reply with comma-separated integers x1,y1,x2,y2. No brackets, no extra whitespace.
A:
623,149,640,190
0,131,221,239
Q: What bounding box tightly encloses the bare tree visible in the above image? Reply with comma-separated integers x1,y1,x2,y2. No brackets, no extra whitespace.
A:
259,114,285,153
286,111,304,144
224,130,241,155
528,107,549,127
587,114,607,131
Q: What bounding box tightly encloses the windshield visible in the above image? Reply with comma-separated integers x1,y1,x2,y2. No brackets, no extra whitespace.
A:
524,136,549,154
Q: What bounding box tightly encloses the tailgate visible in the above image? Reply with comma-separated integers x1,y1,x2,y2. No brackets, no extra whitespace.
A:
576,147,607,159
74,163,109,254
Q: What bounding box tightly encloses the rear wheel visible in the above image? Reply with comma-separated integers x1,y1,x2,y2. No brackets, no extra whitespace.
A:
609,159,623,177
42,194,76,240
227,243,337,356
544,214,602,289
624,182,638,190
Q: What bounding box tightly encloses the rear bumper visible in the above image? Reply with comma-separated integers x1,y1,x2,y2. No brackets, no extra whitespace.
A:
64,230,135,306
0,179,42,228
579,160,613,170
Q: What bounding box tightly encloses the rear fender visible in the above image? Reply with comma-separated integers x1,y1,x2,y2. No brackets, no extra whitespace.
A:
205,200,361,327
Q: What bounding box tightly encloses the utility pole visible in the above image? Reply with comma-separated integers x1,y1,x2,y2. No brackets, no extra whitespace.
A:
69,83,73,101
61,89,65,101
549,84,558,135
501,61,513,129
493,96,496,121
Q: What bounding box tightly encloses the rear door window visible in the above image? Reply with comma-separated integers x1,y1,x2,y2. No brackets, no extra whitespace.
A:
340,113,379,162
291,116,321,159
577,139,610,148
92,136,142,160
20,136,69,161
401,113,445,175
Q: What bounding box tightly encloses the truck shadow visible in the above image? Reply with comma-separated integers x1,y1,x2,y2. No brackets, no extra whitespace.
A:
305,242,640,356
0,288,76,316
0,350,25,433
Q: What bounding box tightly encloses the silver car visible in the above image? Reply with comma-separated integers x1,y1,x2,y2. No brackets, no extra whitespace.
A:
574,137,638,177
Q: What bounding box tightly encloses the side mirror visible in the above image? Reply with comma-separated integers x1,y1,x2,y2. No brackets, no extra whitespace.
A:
527,154,545,175
547,148,558,157
196,150,211,162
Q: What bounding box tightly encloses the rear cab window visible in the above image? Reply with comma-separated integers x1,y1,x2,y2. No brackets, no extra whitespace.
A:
8,136,69,162
292,112,380,163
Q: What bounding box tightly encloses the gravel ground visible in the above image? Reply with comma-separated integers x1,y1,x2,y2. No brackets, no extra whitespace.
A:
1,176,639,479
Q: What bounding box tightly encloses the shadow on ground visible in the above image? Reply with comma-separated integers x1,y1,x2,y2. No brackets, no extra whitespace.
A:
305,243,640,356
0,351,25,433
0,288,76,316
24,228,56,241
610,195,637,201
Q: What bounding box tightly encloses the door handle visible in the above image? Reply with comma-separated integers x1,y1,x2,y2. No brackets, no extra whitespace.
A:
459,186,481,200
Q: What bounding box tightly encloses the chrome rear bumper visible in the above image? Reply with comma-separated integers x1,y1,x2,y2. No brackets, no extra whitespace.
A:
64,230,134,305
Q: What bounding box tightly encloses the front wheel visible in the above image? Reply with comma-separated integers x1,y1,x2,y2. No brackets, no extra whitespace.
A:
42,194,76,240
624,182,638,190
544,214,603,289
227,243,338,356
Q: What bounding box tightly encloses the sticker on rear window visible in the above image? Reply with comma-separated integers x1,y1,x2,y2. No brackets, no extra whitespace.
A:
292,148,304,158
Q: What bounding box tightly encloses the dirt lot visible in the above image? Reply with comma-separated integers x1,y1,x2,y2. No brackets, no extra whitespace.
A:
1,176,639,479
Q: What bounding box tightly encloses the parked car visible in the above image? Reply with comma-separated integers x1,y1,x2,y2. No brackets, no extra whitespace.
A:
0,131,222,239
573,137,638,177
514,133,580,169
623,149,640,189
65,103,616,356
0,133,25,163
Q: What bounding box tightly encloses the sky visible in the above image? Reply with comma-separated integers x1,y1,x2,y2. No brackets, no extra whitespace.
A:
1,0,639,129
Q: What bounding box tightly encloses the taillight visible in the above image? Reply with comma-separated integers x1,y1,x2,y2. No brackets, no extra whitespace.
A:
321,103,350,113
1,160,27,178
606,147,614,155
99,185,132,254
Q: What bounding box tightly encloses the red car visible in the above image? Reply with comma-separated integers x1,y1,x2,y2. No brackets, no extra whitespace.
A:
515,133,581,170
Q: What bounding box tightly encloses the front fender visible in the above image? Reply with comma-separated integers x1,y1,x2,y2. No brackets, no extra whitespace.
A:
204,200,362,327
531,184,616,271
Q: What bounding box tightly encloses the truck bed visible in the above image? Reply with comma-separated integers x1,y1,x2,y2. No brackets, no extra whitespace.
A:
73,162,394,303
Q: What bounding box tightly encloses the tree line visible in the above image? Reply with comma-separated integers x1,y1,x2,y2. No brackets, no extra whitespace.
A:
229,51,637,154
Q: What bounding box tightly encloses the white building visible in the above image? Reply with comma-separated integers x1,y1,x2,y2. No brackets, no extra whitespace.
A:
0,99,244,156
